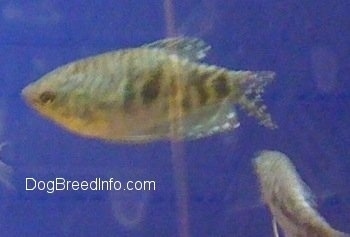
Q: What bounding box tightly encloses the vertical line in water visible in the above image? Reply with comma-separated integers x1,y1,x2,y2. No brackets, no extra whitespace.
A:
170,139,190,237
163,1,190,237
164,0,176,37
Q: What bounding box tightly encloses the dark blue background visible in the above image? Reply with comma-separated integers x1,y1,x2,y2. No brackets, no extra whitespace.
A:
0,1,349,236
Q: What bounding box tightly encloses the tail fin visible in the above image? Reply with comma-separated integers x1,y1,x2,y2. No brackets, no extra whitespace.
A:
237,71,277,129
338,232,350,237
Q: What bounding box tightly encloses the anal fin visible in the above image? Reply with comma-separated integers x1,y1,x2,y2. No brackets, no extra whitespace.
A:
132,100,240,141
181,100,240,140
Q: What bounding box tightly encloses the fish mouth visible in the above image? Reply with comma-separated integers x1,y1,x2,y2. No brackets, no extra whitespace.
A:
21,84,38,106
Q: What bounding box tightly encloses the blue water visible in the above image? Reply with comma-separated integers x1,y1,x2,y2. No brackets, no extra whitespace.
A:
1,1,349,236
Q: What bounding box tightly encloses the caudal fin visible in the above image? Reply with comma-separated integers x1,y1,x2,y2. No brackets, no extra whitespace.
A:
338,232,350,237
237,71,277,129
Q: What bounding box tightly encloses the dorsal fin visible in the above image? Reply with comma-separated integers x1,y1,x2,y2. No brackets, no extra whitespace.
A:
143,37,211,61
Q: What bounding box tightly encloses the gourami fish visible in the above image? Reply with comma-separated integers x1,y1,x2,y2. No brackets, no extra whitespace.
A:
254,150,350,237
22,37,276,143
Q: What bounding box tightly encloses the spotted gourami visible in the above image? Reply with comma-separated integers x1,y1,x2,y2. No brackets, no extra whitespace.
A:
22,37,276,143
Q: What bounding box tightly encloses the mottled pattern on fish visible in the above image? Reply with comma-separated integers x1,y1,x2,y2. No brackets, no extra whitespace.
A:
22,37,276,142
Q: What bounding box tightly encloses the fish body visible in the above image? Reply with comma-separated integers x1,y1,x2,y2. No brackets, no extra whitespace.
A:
22,38,276,142
254,150,350,237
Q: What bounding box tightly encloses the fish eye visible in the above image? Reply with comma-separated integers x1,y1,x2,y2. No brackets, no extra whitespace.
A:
39,91,56,104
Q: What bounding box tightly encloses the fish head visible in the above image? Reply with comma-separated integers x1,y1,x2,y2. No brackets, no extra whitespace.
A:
21,66,95,133
22,72,62,116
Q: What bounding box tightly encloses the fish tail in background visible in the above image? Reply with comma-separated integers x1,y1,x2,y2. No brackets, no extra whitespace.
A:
0,142,15,191
338,232,350,237
253,150,350,237
272,218,280,237
235,71,277,129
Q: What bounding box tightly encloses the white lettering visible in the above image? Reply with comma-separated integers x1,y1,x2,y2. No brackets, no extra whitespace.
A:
113,181,122,190
46,180,54,194
24,177,156,193
134,181,143,190
56,178,65,191
90,178,97,190
127,181,133,190
37,181,46,190
71,181,79,190
26,178,36,190
81,181,88,190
